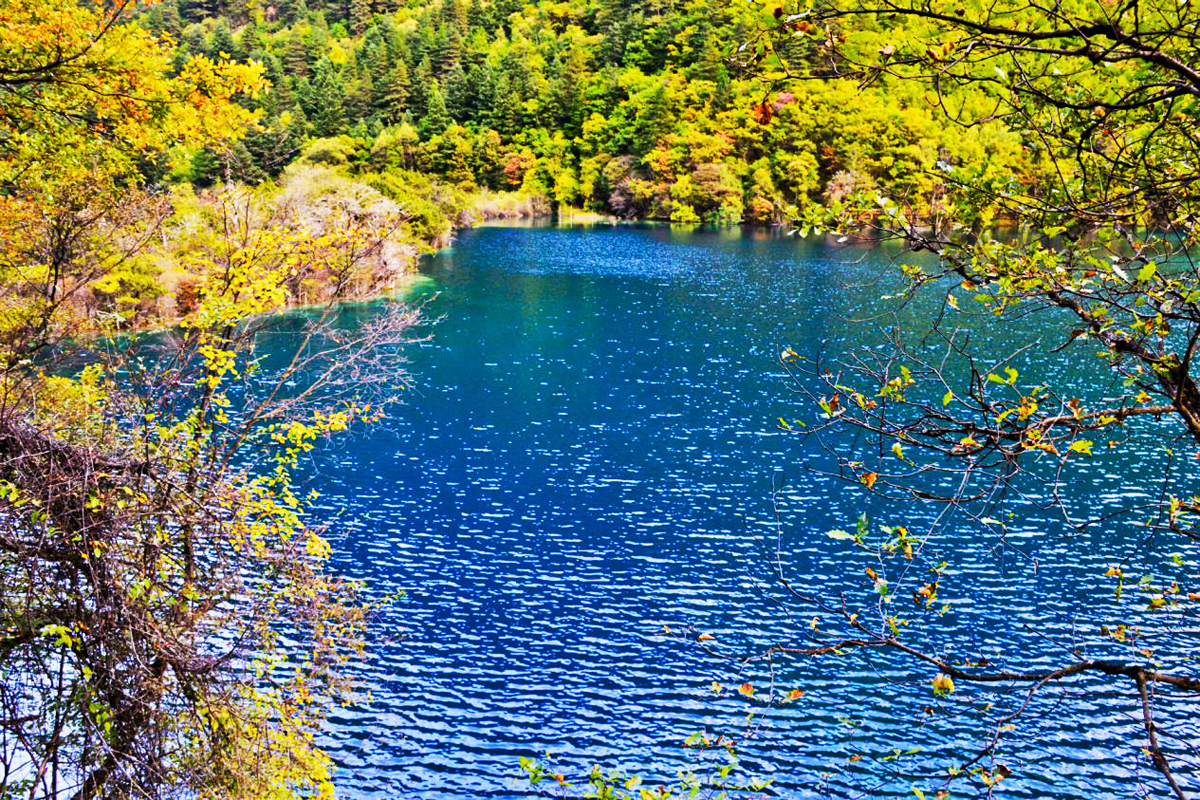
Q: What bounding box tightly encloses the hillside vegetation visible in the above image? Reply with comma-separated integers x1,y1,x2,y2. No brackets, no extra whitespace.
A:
149,0,1025,224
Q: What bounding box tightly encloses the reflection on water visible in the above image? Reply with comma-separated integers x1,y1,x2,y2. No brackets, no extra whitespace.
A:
292,224,1198,798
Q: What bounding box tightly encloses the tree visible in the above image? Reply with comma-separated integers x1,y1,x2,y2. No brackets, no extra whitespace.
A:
278,0,309,25
379,58,411,122
350,0,372,35
419,80,452,138
738,2,1200,797
443,58,470,121
0,2,415,798
306,57,348,137
179,0,218,23
209,18,237,60
283,29,312,77
409,53,434,116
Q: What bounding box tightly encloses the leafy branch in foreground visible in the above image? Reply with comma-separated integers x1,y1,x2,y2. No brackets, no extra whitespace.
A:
0,2,422,797
713,0,1200,797
517,748,774,800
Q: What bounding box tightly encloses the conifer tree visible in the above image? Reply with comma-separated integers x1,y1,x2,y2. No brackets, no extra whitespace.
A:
350,0,372,35
435,24,463,73
278,0,309,24
307,57,347,137
488,74,522,138
283,30,311,77
378,59,410,122
466,0,492,33
239,21,265,61
179,0,219,23
409,54,433,116
464,61,495,125
419,81,452,138
443,60,470,122
181,25,208,56
346,73,375,123
261,53,294,116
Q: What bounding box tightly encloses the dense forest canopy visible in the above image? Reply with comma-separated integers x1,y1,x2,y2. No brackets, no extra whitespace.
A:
150,0,1024,224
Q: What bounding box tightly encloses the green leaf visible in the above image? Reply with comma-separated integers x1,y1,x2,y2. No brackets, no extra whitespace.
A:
1138,261,1157,282
827,530,855,540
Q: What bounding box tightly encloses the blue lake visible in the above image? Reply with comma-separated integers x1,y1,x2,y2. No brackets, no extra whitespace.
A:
299,223,1198,798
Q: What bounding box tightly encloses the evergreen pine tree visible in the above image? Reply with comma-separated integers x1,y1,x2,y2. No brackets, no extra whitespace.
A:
179,0,219,23
278,0,309,25
226,0,251,26
189,146,224,187
466,0,492,33
380,18,407,63
445,0,469,34
346,72,375,124
434,25,463,74
350,0,372,35
711,64,731,111
160,2,183,38
443,60,470,122
632,80,669,155
239,22,265,61
488,75,521,138
367,43,390,91
464,61,495,125
143,6,168,38
288,103,311,142
261,54,293,116
596,0,628,65
181,26,208,57
283,32,311,78
692,26,723,83
309,58,347,137
378,59,410,122
409,55,433,117
419,81,452,138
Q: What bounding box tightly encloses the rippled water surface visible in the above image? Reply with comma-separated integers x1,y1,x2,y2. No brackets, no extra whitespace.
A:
297,224,1199,798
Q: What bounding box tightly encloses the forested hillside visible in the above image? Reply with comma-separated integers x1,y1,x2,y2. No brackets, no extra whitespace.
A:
146,0,1023,223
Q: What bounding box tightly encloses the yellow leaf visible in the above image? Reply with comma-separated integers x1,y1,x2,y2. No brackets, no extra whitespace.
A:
738,682,755,698
931,673,955,697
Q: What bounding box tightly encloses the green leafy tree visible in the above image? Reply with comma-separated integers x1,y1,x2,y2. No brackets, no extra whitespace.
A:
0,4,415,799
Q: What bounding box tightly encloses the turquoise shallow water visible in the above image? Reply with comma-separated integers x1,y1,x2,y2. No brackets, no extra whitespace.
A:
292,223,1199,798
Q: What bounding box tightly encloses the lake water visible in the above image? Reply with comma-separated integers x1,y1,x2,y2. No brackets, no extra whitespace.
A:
300,224,1198,798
